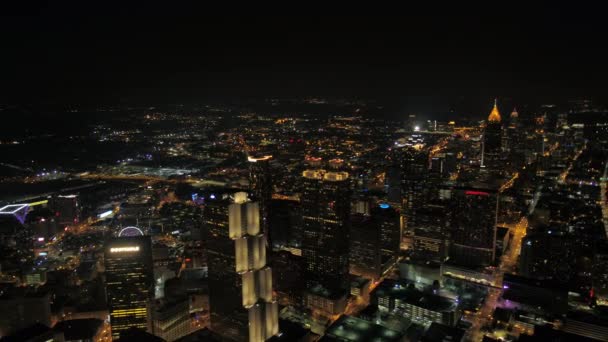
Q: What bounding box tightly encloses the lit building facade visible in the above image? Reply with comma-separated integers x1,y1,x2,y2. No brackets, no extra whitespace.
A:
301,169,351,315
104,235,153,340
205,191,278,342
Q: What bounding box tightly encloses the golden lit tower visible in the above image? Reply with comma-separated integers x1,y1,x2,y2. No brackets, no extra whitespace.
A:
488,98,502,123
482,99,503,168
205,191,278,342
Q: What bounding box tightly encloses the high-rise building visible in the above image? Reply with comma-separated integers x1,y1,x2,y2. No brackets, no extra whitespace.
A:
271,250,304,306
386,148,403,206
349,213,380,279
412,203,449,263
104,235,153,340
204,191,278,342
248,154,273,245
350,203,400,280
301,169,351,315
268,198,301,251
401,146,430,232
482,100,503,169
447,185,498,268
374,203,401,263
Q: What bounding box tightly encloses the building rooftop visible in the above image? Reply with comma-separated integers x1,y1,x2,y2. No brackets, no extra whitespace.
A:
372,279,457,312
321,315,403,342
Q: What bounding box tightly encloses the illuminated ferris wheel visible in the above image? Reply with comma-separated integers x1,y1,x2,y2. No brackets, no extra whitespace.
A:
117,226,144,237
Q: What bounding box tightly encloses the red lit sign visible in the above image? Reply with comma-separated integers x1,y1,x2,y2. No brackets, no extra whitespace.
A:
465,190,489,196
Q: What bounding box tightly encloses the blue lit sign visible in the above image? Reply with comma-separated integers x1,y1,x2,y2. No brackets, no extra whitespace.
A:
379,203,390,209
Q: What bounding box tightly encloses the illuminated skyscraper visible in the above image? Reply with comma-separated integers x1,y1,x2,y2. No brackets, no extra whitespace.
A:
482,99,503,168
248,154,273,246
204,191,278,342
301,169,351,315
104,235,153,340
448,186,498,268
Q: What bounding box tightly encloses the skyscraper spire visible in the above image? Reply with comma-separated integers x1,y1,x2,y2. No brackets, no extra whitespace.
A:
510,107,519,118
488,99,501,123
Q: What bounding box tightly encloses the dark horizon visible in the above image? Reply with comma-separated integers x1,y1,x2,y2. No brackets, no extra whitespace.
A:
2,6,608,109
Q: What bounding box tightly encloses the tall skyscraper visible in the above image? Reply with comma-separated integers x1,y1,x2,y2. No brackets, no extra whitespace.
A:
401,146,430,231
349,212,379,279
411,202,449,263
448,185,498,268
374,203,401,262
301,169,351,315
248,154,273,246
350,203,400,280
104,235,153,340
204,191,278,342
482,99,503,168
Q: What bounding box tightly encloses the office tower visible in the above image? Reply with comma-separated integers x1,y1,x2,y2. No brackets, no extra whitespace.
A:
301,169,351,316
248,154,273,244
50,194,80,226
386,163,402,205
401,146,430,231
448,185,498,268
349,212,380,279
271,250,304,306
350,203,400,280
104,235,154,340
374,203,401,262
268,198,301,251
482,99,503,168
204,191,278,342
412,203,449,263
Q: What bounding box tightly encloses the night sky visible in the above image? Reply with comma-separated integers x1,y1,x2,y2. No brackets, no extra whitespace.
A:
2,5,607,110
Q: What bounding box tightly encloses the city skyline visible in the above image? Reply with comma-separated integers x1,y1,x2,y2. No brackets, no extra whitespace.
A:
1,8,608,342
